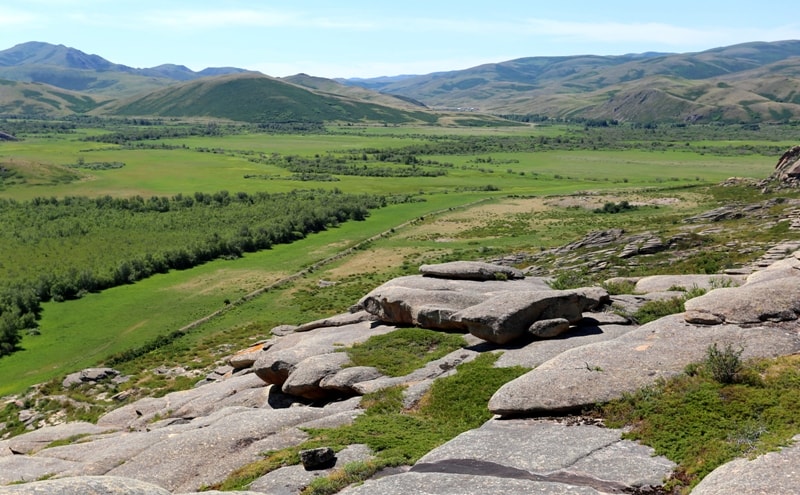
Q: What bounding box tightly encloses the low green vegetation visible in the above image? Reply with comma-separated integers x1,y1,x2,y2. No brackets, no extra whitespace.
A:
632,286,707,324
212,353,528,490
599,351,800,493
346,328,467,376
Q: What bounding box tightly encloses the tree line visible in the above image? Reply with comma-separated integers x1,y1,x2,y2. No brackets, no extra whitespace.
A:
0,189,386,357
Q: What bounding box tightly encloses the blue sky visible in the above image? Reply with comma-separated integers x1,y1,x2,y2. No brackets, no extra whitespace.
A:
1,0,799,78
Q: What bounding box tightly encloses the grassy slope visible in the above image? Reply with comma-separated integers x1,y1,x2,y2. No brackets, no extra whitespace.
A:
0,79,103,116
99,73,438,124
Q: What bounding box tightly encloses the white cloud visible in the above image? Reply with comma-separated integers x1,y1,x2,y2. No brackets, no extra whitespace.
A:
0,8,40,27
138,8,373,30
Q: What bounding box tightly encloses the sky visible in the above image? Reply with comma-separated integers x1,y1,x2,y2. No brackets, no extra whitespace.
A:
1,0,799,79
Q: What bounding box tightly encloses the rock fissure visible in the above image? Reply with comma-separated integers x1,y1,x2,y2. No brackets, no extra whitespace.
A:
410,458,630,493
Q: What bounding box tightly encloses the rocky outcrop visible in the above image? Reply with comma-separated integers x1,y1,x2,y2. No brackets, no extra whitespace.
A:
769,145,800,182
360,271,606,344
4,253,800,494
489,313,800,415
684,275,800,325
62,368,124,388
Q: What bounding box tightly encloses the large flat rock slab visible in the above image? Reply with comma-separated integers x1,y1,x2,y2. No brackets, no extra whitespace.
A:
489,314,800,415
340,471,605,495
692,435,800,495
0,476,171,494
341,418,674,494
103,403,354,492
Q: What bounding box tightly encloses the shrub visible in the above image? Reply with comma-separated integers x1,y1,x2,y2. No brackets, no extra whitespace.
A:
705,342,743,384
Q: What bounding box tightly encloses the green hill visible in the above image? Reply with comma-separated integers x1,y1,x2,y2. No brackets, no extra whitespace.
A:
99,73,439,123
0,79,104,116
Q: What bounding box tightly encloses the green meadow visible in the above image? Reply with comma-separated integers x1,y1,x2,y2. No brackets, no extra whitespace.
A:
0,120,781,395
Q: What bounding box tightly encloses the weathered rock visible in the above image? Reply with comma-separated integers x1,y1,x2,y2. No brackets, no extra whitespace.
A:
62,368,121,388
253,321,396,385
692,434,800,495
0,476,171,494
0,455,83,485
744,256,800,284
294,310,377,332
528,318,571,338
419,261,524,281
271,324,297,336
282,353,352,400
6,422,110,455
341,472,603,495
769,145,800,182
300,447,336,470
684,276,800,325
489,314,800,415
361,285,485,330
319,366,384,393
227,341,267,370
103,403,352,492
554,228,625,254
453,288,608,344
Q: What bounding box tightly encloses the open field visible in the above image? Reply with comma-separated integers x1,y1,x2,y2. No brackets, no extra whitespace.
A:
0,120,784,395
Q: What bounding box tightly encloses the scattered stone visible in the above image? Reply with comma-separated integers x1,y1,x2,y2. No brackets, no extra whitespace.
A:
528,318,570,338
62,368,121,388
250,444,372,494
419,261,524,281
300,447,336,470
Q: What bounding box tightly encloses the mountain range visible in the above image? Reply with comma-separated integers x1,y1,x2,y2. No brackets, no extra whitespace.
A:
2,40,800,123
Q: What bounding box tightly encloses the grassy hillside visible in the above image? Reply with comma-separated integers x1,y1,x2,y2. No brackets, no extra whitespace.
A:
0,79,104,115
100,73,439,124
345,40,800,123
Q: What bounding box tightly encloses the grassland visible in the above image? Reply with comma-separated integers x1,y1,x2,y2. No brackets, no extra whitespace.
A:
0,119,783,395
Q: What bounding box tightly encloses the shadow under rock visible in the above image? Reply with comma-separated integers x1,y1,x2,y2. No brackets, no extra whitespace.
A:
466,324,605,353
